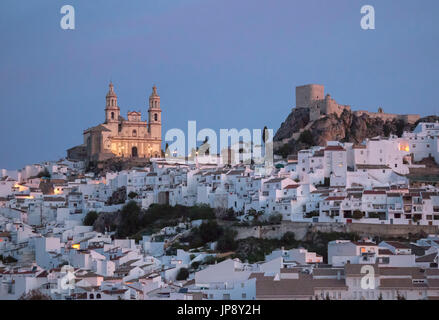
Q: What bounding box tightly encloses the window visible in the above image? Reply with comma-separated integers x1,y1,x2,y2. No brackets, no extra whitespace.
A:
154,113,158,121
96,294,101,299
242,293,246,299
132,129,137,137
111,112,114,119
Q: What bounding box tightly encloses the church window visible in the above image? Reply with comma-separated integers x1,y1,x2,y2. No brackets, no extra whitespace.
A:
111,112,114,120
132,130,137,137
154,113,158,121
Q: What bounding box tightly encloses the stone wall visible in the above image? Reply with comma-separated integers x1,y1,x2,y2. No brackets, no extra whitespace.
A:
354,110,420,124
233,222,438,241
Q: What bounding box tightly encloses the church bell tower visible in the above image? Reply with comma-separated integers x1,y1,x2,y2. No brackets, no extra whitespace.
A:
105,82,120,123
148,85,162,140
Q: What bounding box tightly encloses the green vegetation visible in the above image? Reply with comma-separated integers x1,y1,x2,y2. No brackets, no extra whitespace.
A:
216,229,238,252
182,220,224,248
305,211,320,219
36,168,51,179
233,231,359,263
116,202,216,239
83,211,98,226
127,191,138,199
395,120,406,137
353,210,364,220
176,268,189,281
19,289,51,300
368,212,380,219
268,213,283,225
1,255,18,264
277,143,293,159
298,130,314,145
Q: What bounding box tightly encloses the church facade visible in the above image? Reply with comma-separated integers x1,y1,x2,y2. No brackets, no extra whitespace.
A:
81,82,162,162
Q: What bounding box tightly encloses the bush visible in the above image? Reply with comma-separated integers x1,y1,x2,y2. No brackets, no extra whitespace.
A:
298,130,314,145
217,229,238,252
268,213,282,225
36,168,51,179
176,268,189,281
117,201,141,238
277,144,293,159
128,192,138,199
184,221,224,248
353,210,364,220
83,211,98,226
281,232,296,245
2,255,17,264
222,208,238,221
19,289,51,300
191,261,200,270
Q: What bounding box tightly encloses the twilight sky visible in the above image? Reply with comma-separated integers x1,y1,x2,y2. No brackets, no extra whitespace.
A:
0,0,438,170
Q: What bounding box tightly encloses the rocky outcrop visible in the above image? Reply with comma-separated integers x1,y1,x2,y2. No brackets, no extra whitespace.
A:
274,109,439,156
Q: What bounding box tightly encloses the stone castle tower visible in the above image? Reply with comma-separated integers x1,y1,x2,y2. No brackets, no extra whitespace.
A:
295,84,419,123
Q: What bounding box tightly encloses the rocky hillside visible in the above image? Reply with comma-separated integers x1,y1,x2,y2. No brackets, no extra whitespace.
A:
274,108,439,157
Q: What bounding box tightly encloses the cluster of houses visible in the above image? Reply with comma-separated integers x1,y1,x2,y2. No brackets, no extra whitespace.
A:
2,225,439,300
0,122,438,299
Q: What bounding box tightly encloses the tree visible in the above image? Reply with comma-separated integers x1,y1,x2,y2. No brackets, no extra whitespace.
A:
298,130,314,145
128,191,138,199
2,255,17,264
353,210,364,220
37,168,51,179
217,229,238,252
176,268,189,281
395,120,406,137
191,261,200,270
19,289,51,300
262,126,268,144
277,143,292,159
117,201,141,238
198,220,223,243
281,232,296,246
83,211,98,226
222,208,238,221
268,213,282,225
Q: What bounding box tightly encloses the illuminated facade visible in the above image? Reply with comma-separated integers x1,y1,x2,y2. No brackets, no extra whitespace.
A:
83,82,162,162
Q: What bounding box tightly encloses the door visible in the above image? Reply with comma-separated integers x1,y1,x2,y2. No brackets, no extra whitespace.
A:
131,146,138,157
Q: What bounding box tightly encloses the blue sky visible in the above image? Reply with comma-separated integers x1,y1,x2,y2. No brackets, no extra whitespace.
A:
0,0,438,169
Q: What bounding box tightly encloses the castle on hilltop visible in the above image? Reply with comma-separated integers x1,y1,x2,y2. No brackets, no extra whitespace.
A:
296,84,420,123
67,82,162,163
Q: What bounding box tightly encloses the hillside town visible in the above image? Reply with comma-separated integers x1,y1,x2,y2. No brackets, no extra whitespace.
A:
0,120,438,300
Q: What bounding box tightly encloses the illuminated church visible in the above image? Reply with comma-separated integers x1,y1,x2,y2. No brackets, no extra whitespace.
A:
78,82,162,162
